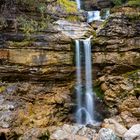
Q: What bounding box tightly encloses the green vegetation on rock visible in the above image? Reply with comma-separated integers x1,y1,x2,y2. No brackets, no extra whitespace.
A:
111,0,140,6
0,86,6,93
57,0,77,13
123,70,140,79
127,0,140,6
38,130,50,140
94,86,104,100
8,41,33,47
17,16,49,37
111,0,124,6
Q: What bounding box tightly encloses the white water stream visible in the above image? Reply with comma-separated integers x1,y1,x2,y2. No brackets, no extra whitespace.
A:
75,0,110,125
75,38,95,124
76,0,81,9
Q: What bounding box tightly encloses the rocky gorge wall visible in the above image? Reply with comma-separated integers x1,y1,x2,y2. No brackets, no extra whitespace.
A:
0,0,140,139
0,0,78,138
92,6,140,128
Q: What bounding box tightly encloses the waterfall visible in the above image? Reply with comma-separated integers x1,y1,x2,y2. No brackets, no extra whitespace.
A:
87,11,101,23
75,40,82,124
75,0,110,23
76,0,81,9
75,38,95,124
75,0,110,125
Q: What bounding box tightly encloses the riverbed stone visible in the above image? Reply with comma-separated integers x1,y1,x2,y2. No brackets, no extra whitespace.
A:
96,128,121,140
124,124,140,140
102,118,127,137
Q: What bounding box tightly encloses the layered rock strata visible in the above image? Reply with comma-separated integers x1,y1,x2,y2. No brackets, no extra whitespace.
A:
93,6,140,127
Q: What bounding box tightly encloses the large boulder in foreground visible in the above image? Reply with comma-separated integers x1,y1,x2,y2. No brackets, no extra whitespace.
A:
124,124,140,140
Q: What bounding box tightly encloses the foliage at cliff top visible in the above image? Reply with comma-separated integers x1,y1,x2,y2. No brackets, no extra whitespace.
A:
111,0,140,6
127,0,140,7
0,0,78,36
17,0,77,13
57,0,77,13
111,0,126,6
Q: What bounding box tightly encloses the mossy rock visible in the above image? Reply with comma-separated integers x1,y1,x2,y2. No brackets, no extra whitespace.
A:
8,41,33,48
94,86,104,100
123,69,140,79
127,0,140,7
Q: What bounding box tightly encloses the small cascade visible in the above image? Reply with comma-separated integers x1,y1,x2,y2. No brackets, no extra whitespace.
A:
75,37,95,124
87,9,110,23
76,0,81,9
87,11,101,23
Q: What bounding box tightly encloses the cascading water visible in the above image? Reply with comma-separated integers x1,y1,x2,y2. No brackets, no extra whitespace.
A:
87,9,110,23
84,38,94,124
75,0,110,23
76,0,81,9
75,37,95,124
75,40,82,124
87,11,101,23
75,0,110,125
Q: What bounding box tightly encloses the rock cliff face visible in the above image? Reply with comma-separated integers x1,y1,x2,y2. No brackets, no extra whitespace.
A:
83,0,113,10
0,0,79,138
0,0,140,139
93,6,140,127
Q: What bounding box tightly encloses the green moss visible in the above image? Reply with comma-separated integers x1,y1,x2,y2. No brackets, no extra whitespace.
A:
100,18,109,29
8,41,33,47
111,0,126,6
127,0,140,7
57,0,77,13
94,86,104,100
112,0,122,6
17,16,49,37
126,12,140,20
57,0,79,21
66,15,80,22
92,31,97,37
123,69,140,79
0,86,6,93
38,130,50,140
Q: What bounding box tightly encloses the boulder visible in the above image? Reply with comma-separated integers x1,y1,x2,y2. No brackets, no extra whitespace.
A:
51,124,97,140
124,124,140,140
51,129,70,140
102,118,127,137
96,128,120,140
